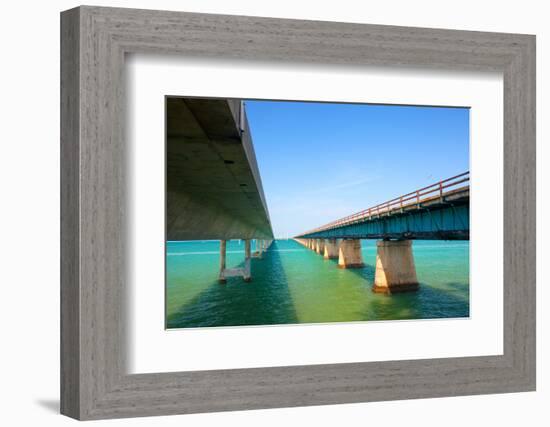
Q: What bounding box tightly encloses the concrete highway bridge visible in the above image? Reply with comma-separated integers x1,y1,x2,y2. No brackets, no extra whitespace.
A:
166,97,273,282
295,172,470,294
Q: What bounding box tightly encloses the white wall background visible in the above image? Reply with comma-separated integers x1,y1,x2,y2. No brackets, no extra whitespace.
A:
0,1,546,425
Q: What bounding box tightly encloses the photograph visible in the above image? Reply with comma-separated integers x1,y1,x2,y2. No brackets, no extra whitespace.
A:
165,97,470,329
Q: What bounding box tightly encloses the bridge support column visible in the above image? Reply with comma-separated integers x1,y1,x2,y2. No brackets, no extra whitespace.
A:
338,239,364,268
315,239,325,255
373,240,419,294
219,239,252,283
254,239,264,259
244,239,252,282
324,239,339,259
218,240,227,284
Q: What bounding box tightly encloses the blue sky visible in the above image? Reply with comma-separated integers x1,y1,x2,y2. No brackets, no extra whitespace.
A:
245,100,469,238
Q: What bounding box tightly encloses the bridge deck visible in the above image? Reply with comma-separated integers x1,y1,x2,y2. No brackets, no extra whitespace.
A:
297,172,470,240
166,98,273,241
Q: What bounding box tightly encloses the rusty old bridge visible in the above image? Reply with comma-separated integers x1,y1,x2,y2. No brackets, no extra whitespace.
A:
295,172,469,294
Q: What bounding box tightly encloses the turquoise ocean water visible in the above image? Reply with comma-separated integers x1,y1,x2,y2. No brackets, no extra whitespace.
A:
166,239,469,329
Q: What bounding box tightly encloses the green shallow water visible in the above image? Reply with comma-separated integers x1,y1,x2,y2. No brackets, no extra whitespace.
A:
166,239,469,329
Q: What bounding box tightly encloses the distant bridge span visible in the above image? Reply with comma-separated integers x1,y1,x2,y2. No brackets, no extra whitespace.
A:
296,172,469,241
295,173,470,294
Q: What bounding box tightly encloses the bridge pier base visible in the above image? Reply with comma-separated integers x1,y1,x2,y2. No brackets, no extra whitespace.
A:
218,239,252,283
324,239,339,259
315,239,325,255
373,240,419,294
338,239,364,268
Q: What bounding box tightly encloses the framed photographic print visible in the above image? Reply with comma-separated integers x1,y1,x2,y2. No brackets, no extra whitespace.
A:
61,5,535,420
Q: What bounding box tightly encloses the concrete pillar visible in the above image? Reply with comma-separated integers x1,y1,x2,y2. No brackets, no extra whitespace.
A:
218,240,227,284
324,238,339,259
244,239,252,282
315,239,325,255
372,240,419,294
256,239,264,259
338,239,364,268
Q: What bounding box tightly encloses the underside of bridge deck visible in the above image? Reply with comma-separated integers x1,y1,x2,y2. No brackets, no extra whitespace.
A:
166,97,273,241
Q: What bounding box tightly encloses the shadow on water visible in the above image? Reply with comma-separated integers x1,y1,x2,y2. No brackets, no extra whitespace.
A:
325,257,468,321
324,257,376,283
167,241,299,328
361,281,469,321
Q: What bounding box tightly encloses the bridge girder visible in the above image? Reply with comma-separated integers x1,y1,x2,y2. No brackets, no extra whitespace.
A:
299,203,469,241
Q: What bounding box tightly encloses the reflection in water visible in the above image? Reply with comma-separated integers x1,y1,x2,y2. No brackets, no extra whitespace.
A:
166,239,469,329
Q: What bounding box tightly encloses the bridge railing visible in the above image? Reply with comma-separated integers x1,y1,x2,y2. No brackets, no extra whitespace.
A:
302,171,469,235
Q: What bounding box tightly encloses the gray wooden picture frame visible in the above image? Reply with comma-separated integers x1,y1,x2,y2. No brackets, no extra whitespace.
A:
60,5,536,420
